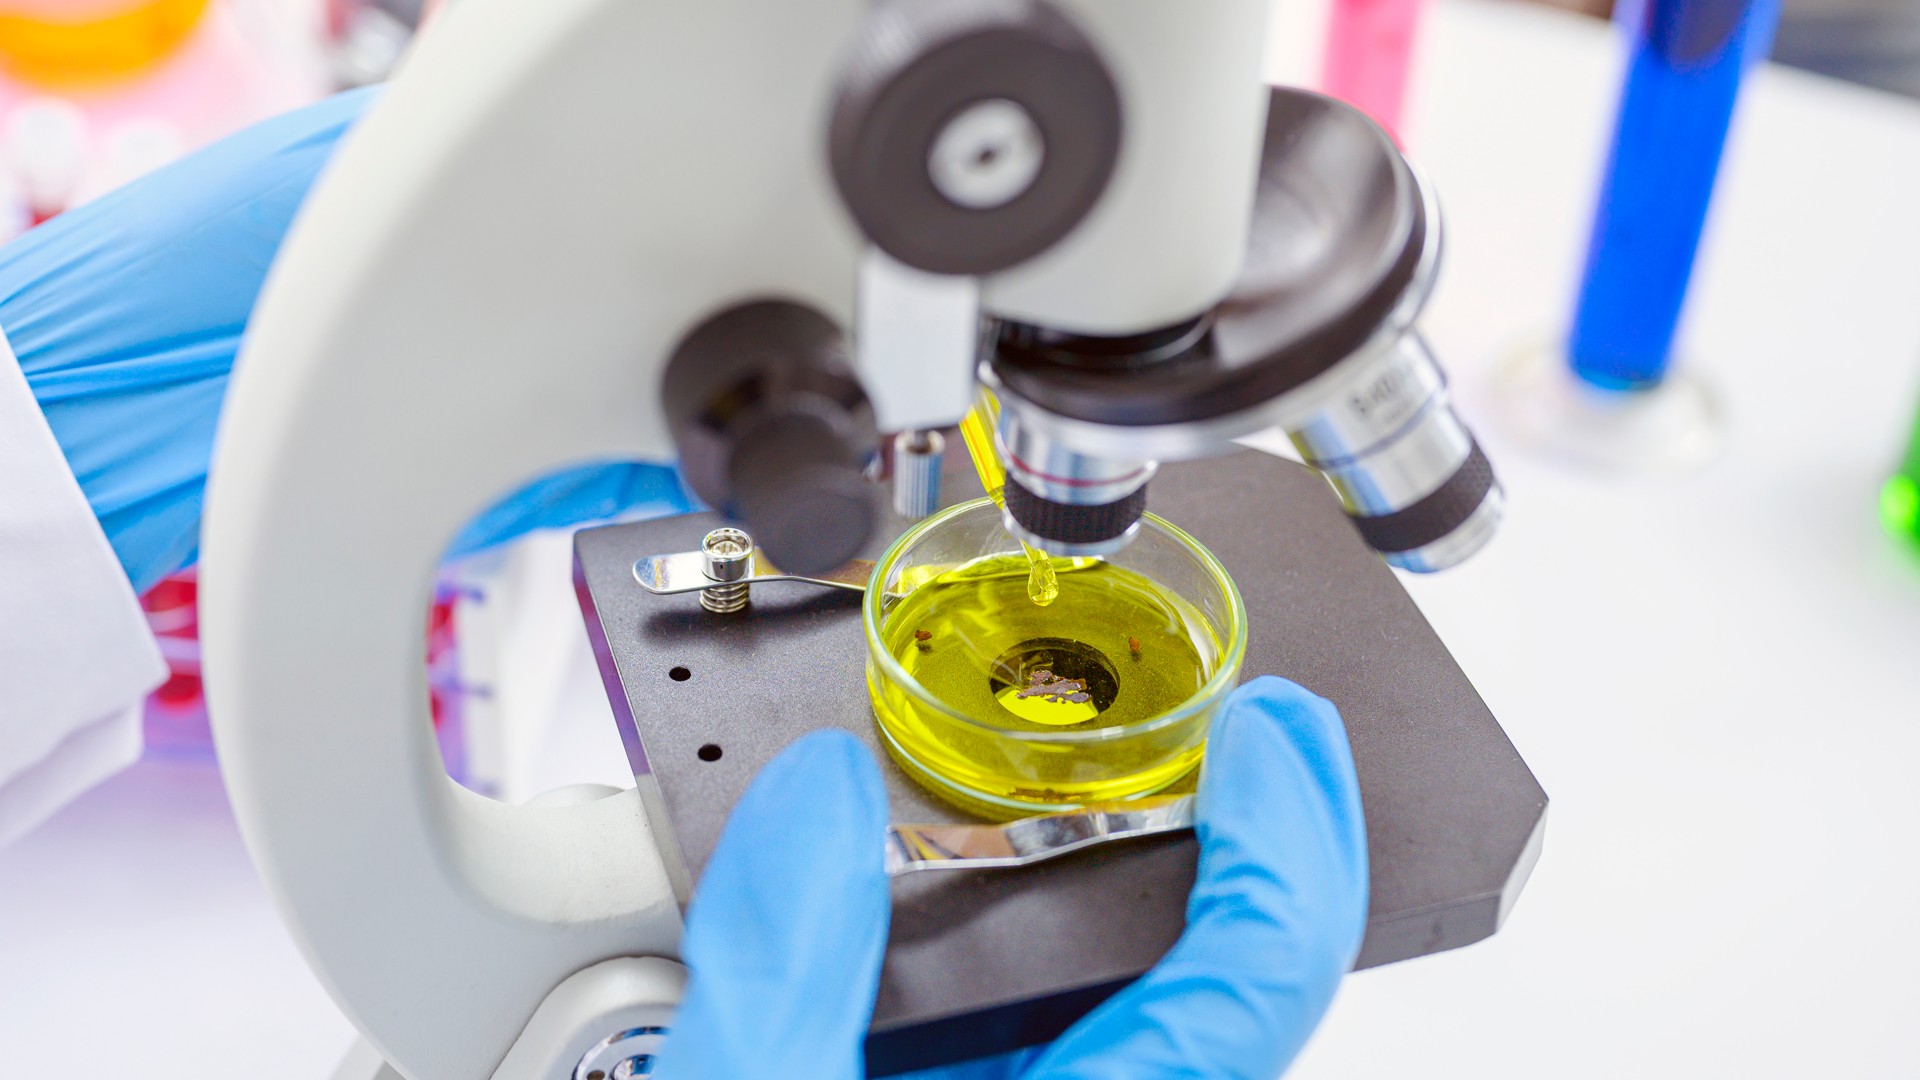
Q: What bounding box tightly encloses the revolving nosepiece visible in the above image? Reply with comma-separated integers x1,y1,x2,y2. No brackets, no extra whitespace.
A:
974,87,1505,570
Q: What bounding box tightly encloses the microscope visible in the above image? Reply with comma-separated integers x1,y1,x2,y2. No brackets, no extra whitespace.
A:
664,2,1497,576
200,1,1545,1077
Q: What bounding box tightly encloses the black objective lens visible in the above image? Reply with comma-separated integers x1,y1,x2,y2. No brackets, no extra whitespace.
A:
1002,479,1149,551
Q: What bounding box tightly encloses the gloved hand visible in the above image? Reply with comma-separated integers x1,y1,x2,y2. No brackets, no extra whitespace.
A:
656,675,1370,1079
0,87,693,596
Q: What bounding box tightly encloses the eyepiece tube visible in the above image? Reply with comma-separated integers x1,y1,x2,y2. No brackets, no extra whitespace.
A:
1286,332,1502,572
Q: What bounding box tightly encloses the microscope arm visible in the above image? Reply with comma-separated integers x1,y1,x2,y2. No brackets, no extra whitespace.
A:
201,0,868,1075
203,0,1277,1075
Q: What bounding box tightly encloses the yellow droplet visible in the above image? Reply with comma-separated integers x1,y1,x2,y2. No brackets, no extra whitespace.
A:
960,390,1060,608
1024,545,1057,605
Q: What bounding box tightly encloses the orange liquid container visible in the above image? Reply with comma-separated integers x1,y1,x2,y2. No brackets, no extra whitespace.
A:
0,0,212,90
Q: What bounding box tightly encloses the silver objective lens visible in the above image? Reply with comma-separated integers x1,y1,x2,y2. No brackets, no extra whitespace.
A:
1286,332,1502,572
996,410,1156,557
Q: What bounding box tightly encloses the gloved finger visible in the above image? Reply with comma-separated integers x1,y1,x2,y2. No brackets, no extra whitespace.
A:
1022,676,1369,1080
444,460,696,558
651,730,892,1080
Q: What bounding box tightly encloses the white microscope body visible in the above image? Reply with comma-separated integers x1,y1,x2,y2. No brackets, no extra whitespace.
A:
201,0,1273,1076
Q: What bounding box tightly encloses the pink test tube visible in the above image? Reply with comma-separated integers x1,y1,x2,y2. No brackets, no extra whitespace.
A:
1321,0,1427,139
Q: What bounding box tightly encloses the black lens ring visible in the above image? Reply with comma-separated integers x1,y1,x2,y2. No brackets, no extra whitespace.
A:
1003,480,1148,546
1348,441,1494,555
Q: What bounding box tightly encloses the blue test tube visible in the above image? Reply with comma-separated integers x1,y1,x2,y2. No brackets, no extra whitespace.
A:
1568,0,1781,391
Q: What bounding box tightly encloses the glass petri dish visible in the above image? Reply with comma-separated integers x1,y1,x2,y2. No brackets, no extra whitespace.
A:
865,498,1247,819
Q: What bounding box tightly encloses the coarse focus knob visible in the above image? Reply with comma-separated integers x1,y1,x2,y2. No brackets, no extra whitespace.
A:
828,0,1122,275
663,300,878,576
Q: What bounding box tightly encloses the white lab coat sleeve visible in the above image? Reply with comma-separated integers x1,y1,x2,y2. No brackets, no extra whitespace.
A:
0,328,166,847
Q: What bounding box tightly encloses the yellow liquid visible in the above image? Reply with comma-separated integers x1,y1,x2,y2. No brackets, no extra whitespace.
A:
0,0,211,89
958,392,1058,606
872,552,1219,816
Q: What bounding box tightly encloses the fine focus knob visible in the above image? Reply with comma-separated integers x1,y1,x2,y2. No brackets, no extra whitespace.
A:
828,0,1122,275
663,300,878,576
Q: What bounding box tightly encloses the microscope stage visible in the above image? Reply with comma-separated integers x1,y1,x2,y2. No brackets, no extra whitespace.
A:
572,450,1546,1075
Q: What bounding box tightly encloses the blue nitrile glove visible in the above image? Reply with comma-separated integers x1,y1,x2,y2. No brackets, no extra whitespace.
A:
1,88,693,596
656,675,1370,1079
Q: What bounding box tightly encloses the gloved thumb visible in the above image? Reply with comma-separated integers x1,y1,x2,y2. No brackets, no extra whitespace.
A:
1024,676,1369,1079
651,730,892,1080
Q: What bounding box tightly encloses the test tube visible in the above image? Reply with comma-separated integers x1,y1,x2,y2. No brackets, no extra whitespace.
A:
1567,0,1781,390
1320,0,1425,138
1882,392,1920,548
5,98,86,224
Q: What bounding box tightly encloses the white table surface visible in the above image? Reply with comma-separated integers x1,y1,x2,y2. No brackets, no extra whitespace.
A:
1291,0,1920,1076
5,1,1920,1075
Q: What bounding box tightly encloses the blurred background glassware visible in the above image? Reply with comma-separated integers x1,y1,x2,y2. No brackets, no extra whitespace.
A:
1321,0,1426,139
1881,386,1920,549
1568,0,1781,392
0,1,332,233
0,0,212,90
323,0,427,88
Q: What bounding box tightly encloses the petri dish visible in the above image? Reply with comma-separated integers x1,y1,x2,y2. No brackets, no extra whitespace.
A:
865,498,1246,819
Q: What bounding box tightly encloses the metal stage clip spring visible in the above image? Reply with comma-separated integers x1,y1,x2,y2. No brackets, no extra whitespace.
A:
634,528,871,612
699,528,754,613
